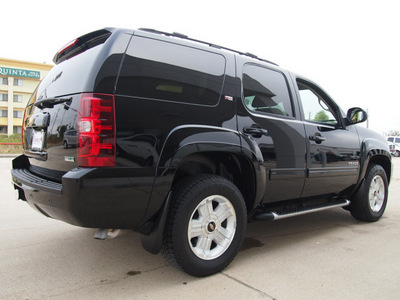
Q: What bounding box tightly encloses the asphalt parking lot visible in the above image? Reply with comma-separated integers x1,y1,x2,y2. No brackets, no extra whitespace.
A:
1,157,399,300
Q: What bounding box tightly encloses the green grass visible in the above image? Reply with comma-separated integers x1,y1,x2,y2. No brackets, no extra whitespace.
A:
0,134,22,143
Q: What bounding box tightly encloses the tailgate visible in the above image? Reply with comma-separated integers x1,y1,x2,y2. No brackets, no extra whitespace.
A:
22,28,131,177
23,91,81,174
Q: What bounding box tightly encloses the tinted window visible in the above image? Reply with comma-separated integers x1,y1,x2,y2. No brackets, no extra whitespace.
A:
117,36,226,105
242,64,293,117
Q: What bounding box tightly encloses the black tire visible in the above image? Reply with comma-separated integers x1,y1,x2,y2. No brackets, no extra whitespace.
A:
162,175,247,277
350,164,388,222
63,141,68,149
395,151,400,157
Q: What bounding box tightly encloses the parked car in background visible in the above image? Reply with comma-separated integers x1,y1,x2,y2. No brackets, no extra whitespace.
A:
387,136,400,157
63,129,77,149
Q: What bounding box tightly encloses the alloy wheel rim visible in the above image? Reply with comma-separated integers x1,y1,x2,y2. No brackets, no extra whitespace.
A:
188,195,236,260
368,175,385,212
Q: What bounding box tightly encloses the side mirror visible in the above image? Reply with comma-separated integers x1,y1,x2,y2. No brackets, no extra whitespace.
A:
346,107,368,125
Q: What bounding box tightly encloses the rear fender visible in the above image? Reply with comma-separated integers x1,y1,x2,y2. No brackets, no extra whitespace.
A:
142,125,242,222
158,125,242,168
140,125,267,254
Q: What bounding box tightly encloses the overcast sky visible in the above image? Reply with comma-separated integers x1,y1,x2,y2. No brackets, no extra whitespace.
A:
3,0,399,134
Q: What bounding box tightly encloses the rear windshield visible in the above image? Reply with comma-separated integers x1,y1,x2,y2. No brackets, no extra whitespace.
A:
36,45,104,99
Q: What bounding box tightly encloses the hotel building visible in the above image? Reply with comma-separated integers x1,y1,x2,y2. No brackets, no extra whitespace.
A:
0,58,53,135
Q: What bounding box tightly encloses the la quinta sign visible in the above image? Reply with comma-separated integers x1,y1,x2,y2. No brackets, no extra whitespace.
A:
0,66,40,79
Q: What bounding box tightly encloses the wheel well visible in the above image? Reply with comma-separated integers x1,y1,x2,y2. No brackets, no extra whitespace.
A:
172,152,256,212
368,155,392,183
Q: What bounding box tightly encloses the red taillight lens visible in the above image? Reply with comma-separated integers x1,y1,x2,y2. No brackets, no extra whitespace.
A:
22,108,27,149
77,93,116,167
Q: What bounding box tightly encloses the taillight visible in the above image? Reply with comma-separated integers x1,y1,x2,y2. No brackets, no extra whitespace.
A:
22,108,26,149
77,93,116,167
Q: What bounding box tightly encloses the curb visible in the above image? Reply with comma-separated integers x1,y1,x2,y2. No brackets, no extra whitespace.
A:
0,154,19,158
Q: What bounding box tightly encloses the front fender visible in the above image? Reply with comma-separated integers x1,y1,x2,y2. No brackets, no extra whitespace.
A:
358,137,391,185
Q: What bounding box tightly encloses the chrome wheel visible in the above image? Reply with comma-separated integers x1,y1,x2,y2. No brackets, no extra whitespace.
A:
162,175,246,276
368,175,385,212
188,195,236,260
350,164,388,222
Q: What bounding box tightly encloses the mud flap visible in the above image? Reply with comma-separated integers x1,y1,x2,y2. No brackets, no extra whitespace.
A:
141,192,171,254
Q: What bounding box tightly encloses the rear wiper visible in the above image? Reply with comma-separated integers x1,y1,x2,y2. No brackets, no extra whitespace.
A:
34,97,72,109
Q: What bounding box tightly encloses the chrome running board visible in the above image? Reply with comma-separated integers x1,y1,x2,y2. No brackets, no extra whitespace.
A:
253,199,351,221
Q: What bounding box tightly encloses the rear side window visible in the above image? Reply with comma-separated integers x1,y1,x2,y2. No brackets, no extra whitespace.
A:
242,64,293,117
117,36,226,105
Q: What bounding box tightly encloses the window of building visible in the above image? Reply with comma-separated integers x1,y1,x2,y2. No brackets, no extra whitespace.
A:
13,126,22,134
14,79,23,86
117,36,226,106
242,64,293,117
0,126,7,134
13,95,23,102
0,93,8,101
1,77,8,85
13,111,23,118
0,110,8,117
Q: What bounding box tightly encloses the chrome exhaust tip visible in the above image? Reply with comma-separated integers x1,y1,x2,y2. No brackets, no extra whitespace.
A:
94,228,121,240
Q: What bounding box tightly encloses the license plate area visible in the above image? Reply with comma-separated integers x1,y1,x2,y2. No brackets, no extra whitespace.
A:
31,130,44,151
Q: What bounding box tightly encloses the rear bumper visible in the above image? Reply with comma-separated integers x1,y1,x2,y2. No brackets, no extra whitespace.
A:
11,155,153,229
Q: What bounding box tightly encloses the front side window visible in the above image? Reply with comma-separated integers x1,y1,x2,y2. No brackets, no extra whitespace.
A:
297,80,339,126
117,36,226,106
242,64,293,117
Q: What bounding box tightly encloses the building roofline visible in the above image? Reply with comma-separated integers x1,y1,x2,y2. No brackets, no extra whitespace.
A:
0,57,54,71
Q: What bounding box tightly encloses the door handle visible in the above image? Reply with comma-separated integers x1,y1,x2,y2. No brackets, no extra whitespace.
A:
243,125,268,137
309,133,326,143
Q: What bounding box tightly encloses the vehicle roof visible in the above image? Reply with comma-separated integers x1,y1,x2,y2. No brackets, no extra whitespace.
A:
133,28,279,67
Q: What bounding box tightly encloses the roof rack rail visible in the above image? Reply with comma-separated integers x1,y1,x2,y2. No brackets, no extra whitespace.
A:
138,28,278,66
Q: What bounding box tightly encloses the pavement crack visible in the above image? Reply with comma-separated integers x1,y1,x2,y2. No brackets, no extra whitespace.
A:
221,272,276,299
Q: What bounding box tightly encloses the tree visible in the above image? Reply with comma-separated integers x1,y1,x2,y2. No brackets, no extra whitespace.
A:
314,110,329,122
387,130,400,136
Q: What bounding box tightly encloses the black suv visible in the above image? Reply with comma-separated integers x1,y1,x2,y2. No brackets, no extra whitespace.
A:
12,28,392,277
